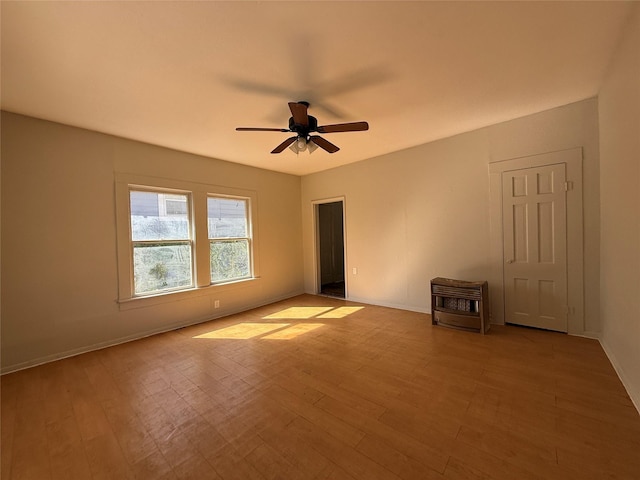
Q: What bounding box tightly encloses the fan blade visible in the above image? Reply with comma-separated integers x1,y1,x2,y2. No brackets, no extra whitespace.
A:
271,136,297,154
309,136,340,154
236,127,290,132
316,121,369,133
289,102,309,127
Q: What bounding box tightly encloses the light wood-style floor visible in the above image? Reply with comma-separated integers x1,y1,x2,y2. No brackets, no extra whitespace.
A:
2,294,639,480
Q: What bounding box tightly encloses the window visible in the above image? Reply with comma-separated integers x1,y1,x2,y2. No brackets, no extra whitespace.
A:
115,174,258,304
130,190,193,295
208,196,252,283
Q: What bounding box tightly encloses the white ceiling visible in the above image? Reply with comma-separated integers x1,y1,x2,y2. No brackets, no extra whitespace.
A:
1,1,634,176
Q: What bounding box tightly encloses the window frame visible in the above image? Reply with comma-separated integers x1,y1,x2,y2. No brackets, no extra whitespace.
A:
129,187,195,296
207,194,253,284
115,174,259,308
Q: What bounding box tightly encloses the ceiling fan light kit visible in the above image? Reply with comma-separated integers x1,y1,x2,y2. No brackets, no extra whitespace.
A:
289,137,319,155
296,137,307,152
236,101,369,154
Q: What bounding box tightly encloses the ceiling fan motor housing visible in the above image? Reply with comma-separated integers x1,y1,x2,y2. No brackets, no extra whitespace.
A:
289,115,318,138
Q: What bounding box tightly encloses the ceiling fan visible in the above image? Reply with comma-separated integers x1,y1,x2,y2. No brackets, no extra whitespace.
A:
236,101,369,154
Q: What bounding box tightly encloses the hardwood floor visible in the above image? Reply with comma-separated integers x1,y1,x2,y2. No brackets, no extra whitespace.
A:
2,294,639,479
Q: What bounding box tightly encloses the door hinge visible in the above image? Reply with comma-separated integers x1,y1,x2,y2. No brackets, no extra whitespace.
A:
564,181,574,192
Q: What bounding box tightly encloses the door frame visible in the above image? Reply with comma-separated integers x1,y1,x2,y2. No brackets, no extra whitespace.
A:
488,148,584,334
312,196,347,298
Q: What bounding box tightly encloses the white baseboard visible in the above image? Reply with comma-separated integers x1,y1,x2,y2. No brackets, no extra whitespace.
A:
569,330,601,340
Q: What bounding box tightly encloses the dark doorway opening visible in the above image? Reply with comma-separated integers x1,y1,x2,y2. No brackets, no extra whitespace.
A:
317,201,345,298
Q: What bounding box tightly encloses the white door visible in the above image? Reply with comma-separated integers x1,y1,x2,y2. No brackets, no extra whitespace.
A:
502,163,568,332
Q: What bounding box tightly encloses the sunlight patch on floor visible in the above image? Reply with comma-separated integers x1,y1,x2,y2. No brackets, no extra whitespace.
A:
194,323,289,339
317,306,365,318
263,323,325,339
263,306,334,319
194,305,365,340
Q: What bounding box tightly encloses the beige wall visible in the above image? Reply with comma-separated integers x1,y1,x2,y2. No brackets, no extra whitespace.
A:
1,112,305,372
301,98,601,334
598,6,640,409
0,99,605,373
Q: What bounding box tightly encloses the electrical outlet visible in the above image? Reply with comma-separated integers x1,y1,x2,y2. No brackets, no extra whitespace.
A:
214,300,220,309
352,267,357,275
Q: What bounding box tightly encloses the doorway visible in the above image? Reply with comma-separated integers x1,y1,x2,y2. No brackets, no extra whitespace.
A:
316,200,345,298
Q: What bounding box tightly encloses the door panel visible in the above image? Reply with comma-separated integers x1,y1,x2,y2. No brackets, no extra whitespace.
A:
503,164,568,332
513,203,529,262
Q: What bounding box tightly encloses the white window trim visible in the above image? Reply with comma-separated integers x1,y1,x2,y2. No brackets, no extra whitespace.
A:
115,173,260,309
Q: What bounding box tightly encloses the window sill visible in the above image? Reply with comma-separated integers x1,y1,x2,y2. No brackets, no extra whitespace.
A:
117,277,259,311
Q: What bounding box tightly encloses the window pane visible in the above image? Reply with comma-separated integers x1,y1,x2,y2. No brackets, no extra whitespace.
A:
210,240,250,282
131,191,189,241
208,197,247,238
133,243,192,294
